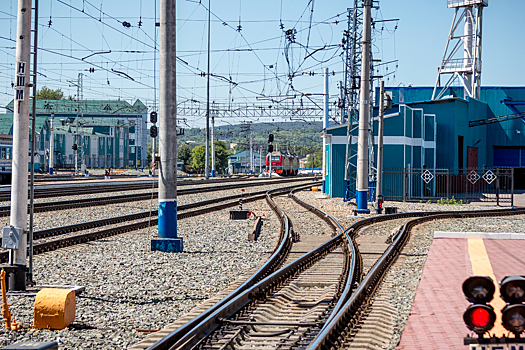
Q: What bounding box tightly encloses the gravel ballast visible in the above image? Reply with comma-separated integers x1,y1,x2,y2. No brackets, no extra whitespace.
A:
0,184,523,349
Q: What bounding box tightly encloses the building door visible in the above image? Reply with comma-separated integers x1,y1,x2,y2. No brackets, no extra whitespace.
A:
467,147,478,168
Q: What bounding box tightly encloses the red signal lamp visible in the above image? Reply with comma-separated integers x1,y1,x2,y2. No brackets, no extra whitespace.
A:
463,304,496,335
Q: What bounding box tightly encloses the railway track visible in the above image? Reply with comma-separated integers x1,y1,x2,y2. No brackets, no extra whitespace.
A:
0,175,309,202
0,177,314,217
0,181,318,264
135,188,355,350
134,197,525,349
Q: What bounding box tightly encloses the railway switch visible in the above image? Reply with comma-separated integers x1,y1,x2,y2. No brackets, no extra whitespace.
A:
462,276,497,336
500,275,525,336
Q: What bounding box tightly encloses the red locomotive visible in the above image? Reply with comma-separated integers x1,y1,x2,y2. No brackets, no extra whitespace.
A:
266,151,299,176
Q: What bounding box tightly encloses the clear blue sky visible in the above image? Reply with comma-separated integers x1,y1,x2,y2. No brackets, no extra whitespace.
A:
0,0,523,128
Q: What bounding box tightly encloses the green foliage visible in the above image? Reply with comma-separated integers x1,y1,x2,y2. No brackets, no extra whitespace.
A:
178,121,322,157
191,141,231,173
426,200,432,204
36,86,64,100
305,149,322,168
177,144,192,165
437,196,464,205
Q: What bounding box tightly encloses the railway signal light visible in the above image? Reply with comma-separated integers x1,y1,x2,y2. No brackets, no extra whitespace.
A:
268,134,274,143
72,144,77,151
150,111,157,124
268,144,273,153
462,276,497,336
150,125,157,138
500,275,525,335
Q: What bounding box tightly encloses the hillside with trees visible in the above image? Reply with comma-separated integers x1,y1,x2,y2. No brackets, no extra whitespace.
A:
178,121,323,156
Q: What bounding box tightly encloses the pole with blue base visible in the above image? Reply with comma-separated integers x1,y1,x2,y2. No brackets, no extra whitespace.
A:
355,0,372,215
151,0,183,253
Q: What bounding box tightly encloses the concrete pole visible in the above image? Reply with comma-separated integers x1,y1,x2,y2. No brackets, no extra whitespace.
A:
152,136,156,176
9,0,32,289
338,81,344,124
322,67,329,192
204,0,211,179
153,0,182,252
211,113,215,177
259,146,262,174
250,138,253,174
356,0,372,213
376,80,385,214
48,112,54,174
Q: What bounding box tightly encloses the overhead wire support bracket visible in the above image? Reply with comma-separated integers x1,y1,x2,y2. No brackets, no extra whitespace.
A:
82,50,111,60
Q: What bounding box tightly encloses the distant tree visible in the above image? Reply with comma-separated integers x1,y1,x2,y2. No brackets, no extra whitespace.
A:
36,86,64,100
191,141,232,173
191,145,206,172
305,150,322,168
177,143,192,165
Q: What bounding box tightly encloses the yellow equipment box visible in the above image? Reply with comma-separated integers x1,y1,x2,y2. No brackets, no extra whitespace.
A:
33,288,75,329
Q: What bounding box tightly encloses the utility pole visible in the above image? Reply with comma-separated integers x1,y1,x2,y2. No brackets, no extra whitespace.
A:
355,0,372,214
259,146,262,174
211,111,215,177
151,0,183,252
4,0,32,291
338,81,344,124
322,67,329,193
250,137,253,174
376,80,385,214
204,0,211,179
48,112,54,174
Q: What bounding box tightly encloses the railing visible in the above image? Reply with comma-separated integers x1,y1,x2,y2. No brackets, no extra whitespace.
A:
380,168,514,206
447,0,488,8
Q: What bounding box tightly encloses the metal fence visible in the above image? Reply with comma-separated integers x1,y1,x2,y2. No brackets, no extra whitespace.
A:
381,168,514,206
48,156,145,170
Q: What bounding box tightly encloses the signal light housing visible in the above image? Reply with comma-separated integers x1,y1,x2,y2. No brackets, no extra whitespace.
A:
268,134,274,143
150,125,157,138
72,144,77,151
500,275,525,304
463,304,496,334
267,144,273,153
150,111,157,124
501,304,525,335
462,276,495,304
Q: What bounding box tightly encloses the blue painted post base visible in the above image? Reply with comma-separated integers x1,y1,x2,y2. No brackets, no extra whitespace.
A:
356,190,370,214
49,167,53,175
151,238,184,252
322,180,325,194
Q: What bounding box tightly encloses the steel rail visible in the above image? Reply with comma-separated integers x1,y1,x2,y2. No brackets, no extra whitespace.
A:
0,182,316,264
146,188,347,350
0,177,317,217
0,175,312,201
145,188,297,350
307,207,525,349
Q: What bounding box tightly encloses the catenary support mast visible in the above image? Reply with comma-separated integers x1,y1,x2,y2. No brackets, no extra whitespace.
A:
152,0,183,252
355,0,372,213
5,0,32,290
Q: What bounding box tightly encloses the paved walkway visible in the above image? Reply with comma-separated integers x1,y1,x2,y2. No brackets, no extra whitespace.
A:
397,233,525,349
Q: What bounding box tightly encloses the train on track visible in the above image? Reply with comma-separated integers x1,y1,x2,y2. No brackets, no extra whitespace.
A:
266,151,299,176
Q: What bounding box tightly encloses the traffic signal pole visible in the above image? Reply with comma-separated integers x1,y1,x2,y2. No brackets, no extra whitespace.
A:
151,0,183,252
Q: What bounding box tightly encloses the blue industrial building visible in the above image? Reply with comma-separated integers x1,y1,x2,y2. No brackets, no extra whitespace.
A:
322,86,525,199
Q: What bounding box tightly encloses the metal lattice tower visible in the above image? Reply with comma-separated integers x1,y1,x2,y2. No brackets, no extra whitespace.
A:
432,0,488,100
343,1,375,202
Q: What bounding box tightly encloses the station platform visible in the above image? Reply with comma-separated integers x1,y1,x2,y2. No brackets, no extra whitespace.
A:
397,232,525,349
